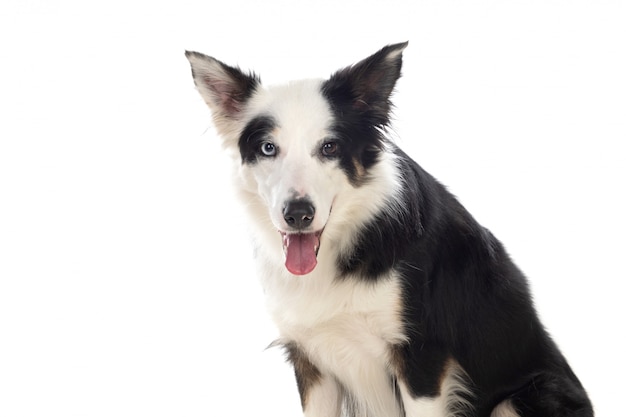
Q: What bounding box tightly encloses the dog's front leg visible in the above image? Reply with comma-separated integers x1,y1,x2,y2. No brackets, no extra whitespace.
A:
285,342,342,417
300,374,342,417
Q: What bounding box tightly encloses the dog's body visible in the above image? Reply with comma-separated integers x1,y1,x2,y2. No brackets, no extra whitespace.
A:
186,43,593,417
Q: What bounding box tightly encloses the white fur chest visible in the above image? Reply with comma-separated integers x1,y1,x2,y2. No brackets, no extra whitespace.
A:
261,259,406,342
259,258,407,415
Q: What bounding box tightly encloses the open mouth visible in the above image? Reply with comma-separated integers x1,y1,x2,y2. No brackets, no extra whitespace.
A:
279,230,323,276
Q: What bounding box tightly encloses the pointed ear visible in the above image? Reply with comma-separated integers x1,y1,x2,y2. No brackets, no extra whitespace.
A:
185,51,260,135
323,42,408,125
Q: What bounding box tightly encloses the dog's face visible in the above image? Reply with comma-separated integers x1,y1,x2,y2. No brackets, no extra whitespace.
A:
186,43,407,275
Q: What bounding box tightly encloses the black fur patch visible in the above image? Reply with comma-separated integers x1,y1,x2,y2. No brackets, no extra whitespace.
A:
238,115,277,164
339,146,593,415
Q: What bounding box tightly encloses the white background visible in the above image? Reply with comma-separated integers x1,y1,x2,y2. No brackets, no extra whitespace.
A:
1,1,624,416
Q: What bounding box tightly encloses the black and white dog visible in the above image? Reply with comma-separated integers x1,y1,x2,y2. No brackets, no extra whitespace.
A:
186,43,593,417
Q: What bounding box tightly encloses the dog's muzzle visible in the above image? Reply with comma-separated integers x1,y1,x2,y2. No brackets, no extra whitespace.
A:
280,198,321,275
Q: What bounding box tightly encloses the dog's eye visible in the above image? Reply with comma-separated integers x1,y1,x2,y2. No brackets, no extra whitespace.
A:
321,141,339,157
260,141,277,157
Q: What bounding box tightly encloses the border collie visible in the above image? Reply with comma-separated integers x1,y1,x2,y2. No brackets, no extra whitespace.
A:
185,43,593,417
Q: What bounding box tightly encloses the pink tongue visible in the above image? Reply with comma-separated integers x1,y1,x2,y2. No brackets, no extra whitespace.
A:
283,233,319,275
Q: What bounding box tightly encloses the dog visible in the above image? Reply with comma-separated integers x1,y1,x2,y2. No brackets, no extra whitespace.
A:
185,43,593,417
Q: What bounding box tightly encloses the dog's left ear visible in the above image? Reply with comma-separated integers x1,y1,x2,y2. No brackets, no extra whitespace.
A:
323,42,408,126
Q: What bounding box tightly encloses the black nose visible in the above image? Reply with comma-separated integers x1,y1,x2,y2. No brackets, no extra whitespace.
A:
283,200,315,230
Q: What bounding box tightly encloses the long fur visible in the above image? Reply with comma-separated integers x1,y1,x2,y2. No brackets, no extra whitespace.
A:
186,43,593,417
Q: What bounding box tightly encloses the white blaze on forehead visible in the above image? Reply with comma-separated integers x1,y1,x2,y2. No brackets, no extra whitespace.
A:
245,79,334,146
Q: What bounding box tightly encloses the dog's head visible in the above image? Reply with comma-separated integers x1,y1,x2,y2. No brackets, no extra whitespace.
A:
186,43,407,275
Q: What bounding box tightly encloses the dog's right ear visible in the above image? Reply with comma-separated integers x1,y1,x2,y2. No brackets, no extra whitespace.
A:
185,51,260,135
